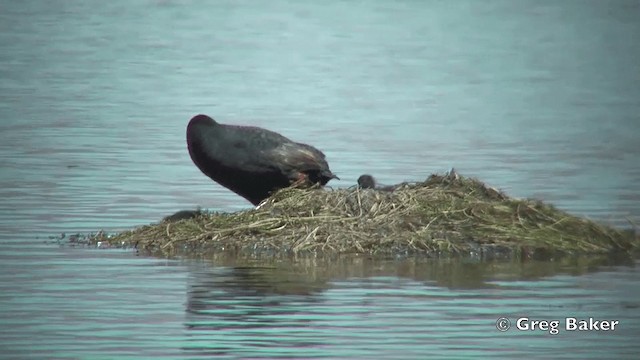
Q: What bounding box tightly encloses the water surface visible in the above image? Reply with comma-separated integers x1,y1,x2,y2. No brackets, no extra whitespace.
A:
0,0,639,358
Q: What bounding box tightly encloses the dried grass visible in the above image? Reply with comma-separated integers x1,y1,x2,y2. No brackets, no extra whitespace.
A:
89,172,639,258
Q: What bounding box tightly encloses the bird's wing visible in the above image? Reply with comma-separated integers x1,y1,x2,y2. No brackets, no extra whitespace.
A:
262,141,330,177
207,125,292,170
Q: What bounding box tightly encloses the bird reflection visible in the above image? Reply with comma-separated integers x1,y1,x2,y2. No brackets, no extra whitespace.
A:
182,265,328,356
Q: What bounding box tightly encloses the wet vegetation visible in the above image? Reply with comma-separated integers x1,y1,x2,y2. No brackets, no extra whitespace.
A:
86,171,639,259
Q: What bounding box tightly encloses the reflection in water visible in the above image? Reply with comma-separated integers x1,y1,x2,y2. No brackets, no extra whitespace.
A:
189,254,638,291
0,243,637,358
180,256,639,358
185,265,328,356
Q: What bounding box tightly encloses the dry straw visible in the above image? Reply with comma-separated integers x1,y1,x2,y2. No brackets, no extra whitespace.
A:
90,172,638,258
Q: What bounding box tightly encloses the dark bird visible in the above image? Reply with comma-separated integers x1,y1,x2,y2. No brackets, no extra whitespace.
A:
162,209,203,223
357,174,377,189
187,114,339,206
357,174,397,191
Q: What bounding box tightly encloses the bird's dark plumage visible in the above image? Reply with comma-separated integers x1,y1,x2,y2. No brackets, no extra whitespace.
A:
186,114,338,205
162,209,202,223
357,174,396,191
357,174,377,189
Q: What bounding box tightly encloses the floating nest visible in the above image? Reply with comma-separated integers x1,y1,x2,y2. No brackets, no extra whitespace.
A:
89,171,639,259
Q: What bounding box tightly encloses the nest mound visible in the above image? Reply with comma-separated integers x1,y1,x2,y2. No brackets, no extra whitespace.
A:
90,172,638,258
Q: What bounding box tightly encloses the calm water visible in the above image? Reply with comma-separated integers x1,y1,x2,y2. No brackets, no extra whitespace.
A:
1,0,639,358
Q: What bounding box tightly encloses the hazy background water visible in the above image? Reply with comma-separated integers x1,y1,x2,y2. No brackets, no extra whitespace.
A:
0,0,639,358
